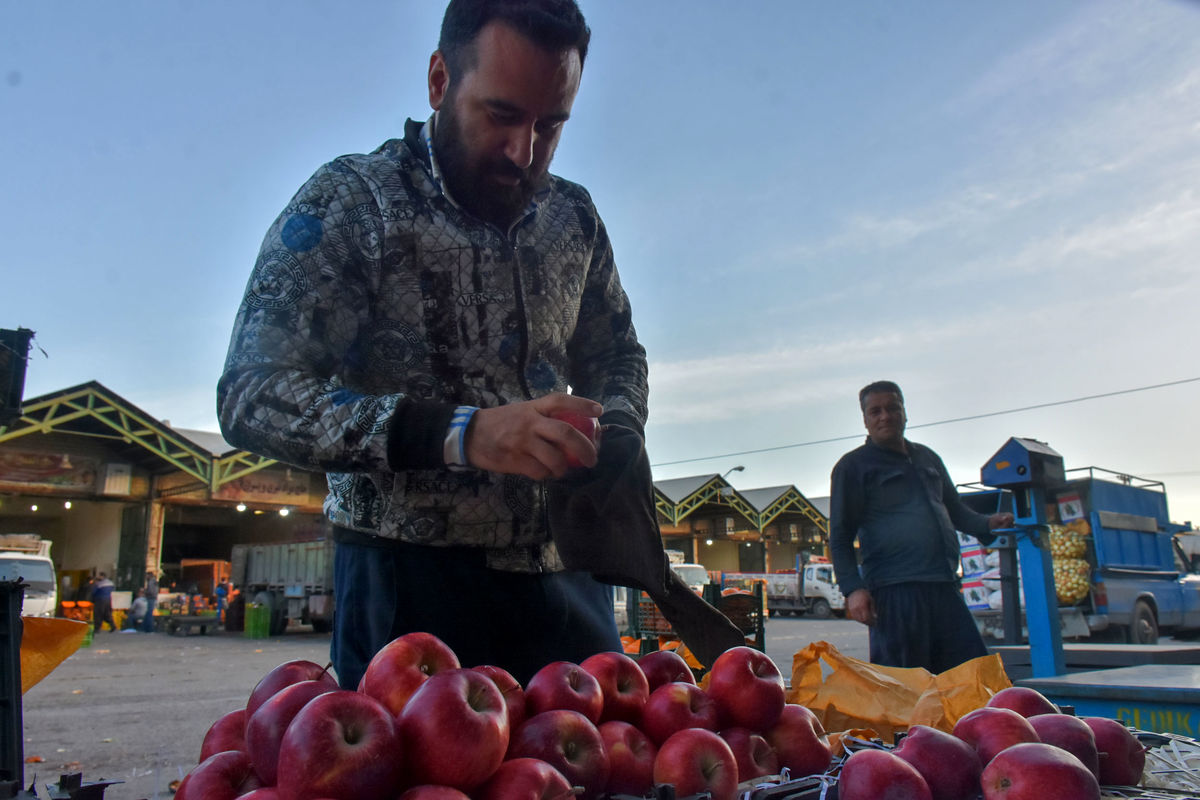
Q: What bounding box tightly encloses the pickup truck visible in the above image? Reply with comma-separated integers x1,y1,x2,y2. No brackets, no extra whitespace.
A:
721,560,845,619
0,534,57,617
962,468,1200,645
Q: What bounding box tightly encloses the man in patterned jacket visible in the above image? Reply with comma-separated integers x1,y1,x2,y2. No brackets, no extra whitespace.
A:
218,0,649,687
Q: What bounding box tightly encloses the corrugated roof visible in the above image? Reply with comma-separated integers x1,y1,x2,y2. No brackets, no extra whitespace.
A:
653,474,718,503
738,485,793,512
172,427,235,456
808,495,830,517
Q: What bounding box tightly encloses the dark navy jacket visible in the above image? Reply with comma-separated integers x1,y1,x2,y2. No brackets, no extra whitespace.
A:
829,438,995,596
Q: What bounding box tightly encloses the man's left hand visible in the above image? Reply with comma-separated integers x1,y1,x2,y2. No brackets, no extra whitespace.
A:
988,512,1015,530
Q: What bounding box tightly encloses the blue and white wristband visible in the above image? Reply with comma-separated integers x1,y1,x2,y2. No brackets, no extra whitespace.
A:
443,405,479,469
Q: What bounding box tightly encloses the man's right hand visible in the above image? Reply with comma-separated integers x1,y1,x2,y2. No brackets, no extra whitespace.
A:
846,588,876,626
465,393,603,480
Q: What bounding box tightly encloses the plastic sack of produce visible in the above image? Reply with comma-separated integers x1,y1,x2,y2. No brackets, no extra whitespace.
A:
787,640,1011,743
19,616,89,693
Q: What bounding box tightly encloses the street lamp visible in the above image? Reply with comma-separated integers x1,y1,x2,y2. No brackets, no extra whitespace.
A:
721,465,745,480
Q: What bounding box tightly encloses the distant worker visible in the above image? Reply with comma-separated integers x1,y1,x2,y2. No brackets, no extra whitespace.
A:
215,580,229,625
127,588,148,630
90,572,117,633
829,380,1014,672
142,570,159,633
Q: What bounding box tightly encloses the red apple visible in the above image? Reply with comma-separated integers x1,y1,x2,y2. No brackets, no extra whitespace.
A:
600,720,658,796
1029,714,1100,781
397,788,472,800
982,742,1100,799
706,645,786,731
397,668,510,791
477,758,574,800
525,660,604,723
1082,716,1146,785
985,686,1059,718
640,681,720,746
953,706,1040,766
720,726,779,781
473,663,527,733
580,651,650,724
200,709,247,762
551,410,600,468
235,790,279,800
508,709,610,800
893,724,982,800
653,728,739,800
244,679,336,786
245,660,337,724
358,631,460,717
763,703,833,778
637,649,695,691
274,690,403,800
839,748,932,800
177,751,262,800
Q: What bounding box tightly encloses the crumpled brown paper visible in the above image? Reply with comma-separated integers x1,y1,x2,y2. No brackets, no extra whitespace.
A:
787,640,1011,743
19,617,89,693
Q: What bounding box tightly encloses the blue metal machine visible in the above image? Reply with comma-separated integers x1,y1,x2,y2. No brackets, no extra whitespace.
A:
980,437,1068,677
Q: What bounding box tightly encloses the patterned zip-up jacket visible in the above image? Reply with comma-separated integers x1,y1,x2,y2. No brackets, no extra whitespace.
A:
218,117,649,572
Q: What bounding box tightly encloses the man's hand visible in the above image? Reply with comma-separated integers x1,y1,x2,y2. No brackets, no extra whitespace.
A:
846,588,876,626
464,393,603,480
988,512,1015,530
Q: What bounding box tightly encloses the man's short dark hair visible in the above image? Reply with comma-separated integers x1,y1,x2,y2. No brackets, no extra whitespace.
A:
439,0,591,80
859,380,904,410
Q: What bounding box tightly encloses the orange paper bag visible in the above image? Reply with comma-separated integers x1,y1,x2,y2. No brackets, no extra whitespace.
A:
19,617,89,693
787,640,1011,742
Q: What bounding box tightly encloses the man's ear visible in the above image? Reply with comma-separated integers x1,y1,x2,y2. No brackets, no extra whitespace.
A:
428,51,450,111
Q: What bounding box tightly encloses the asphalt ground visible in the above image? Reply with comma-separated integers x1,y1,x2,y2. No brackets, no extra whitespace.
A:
16,617,868,800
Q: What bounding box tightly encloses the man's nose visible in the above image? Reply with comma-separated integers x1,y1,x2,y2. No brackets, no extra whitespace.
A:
504,124,536,170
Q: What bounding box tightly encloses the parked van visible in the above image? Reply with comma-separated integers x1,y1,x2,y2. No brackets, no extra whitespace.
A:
0,534,58,617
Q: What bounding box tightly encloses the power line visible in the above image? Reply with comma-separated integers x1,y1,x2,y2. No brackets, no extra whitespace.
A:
649,376,1200,469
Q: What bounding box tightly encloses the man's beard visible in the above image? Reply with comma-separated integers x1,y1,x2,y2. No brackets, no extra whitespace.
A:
433,103,542,228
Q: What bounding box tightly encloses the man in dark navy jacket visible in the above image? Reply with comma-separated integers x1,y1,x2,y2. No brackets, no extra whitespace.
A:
829,381,1013,672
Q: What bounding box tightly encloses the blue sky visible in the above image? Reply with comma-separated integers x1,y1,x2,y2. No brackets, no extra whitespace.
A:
3,1,1199,525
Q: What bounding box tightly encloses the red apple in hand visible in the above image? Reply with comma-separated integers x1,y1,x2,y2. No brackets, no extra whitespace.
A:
525,660,604,723
508,709,610,800
474,663,527,733
640,681,719,746
1029,714,1100,781
359,631,460,717
953,706,1040,766
551,410,600,468
653,728,739,800
275,690,403,800
707,645,786,731
982,742,1100,800
893,724,982,800
720,726,779,781
581,651,650,724
397,668,510,791
244,679,337,786
1083,716,1145,785
637,649,695,691
177,751,261,800
245,660,337,723
839,749,932,800
200,708,247,762
763,704,832,778
985,686,1059,718
600,720,658,796
478,758,574,800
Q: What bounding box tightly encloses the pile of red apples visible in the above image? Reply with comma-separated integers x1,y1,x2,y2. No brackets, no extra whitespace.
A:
179,630,1149,800
179,635,829,799
841,685,1146,800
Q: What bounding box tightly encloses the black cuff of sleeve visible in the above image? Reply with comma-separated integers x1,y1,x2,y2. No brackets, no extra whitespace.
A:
600,409,644,437
386,400,459,471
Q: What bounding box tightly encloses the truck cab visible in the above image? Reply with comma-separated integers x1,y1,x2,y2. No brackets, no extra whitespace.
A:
0,534,58,617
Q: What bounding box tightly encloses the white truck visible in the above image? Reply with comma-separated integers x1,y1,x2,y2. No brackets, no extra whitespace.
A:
0,534,58,617
230,539,335,636
721,561,845,619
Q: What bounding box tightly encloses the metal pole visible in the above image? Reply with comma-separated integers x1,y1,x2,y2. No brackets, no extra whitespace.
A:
0,579,25,787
